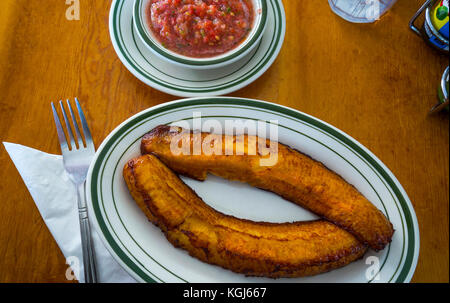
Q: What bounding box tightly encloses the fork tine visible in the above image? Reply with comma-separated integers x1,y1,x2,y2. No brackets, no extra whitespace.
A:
59,100,76,150
75,98,94,148
51,102,69,153
67,99,84,148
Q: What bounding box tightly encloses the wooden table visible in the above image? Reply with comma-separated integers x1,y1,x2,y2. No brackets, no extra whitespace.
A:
0,0,448,283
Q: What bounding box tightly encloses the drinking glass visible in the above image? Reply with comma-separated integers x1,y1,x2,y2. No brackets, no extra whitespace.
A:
328,0,398,23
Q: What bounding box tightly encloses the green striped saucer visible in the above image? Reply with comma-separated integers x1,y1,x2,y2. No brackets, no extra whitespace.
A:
109,0,286,97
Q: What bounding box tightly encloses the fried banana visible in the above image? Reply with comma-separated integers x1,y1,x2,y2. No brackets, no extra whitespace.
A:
123,154,367,278
141,125,394,251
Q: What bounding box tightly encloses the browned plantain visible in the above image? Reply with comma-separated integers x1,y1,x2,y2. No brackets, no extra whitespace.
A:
141,125,394,251
123,154,367,278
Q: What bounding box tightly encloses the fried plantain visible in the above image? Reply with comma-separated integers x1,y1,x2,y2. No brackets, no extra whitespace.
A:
140,125,394,251
123,154,367,278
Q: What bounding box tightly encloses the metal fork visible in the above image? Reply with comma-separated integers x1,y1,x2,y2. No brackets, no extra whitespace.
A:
51,98,98,283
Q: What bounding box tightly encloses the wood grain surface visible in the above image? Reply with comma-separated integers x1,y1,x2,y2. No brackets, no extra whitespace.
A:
0,0,448,283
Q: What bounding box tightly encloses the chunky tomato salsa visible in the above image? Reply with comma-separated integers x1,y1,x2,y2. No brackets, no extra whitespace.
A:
146,0,255,58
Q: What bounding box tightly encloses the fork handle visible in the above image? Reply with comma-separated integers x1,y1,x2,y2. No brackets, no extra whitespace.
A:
77,183,98,283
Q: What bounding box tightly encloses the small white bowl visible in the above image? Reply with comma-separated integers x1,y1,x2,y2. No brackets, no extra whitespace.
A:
133,0,267,70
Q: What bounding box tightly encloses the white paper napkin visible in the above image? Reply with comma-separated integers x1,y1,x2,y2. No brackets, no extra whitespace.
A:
3,142,136,283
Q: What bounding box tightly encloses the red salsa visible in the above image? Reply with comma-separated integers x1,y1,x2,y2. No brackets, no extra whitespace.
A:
146,0,255,58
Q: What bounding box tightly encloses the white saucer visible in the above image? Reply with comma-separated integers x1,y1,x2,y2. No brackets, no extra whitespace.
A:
109,0,286,97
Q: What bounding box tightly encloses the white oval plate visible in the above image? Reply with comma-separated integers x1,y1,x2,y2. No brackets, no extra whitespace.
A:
86,97,420,283
109,0,286,97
